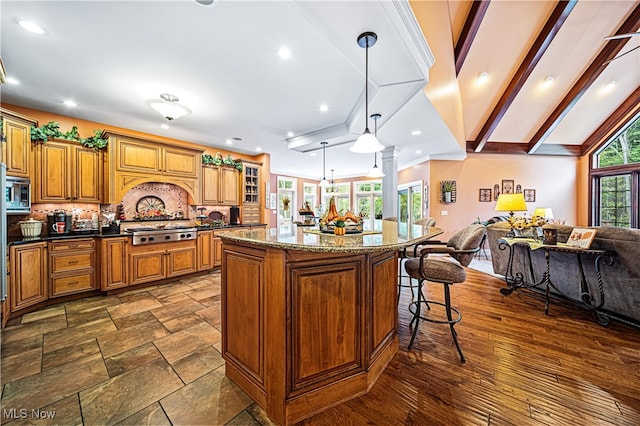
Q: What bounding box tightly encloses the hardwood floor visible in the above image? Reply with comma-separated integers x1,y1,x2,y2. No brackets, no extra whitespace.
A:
1,266,639,425
303,267,640,425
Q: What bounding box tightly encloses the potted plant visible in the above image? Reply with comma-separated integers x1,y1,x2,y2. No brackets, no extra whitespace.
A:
442,181,455,203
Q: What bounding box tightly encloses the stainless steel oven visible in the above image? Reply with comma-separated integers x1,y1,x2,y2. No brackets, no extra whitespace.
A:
5,175,31,214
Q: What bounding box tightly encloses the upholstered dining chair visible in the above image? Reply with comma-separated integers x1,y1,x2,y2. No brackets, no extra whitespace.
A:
403,223,486,362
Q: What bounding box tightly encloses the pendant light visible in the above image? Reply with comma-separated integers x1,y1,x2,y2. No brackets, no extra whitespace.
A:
319,141,329,188
366,113,385,178
350,31,385,154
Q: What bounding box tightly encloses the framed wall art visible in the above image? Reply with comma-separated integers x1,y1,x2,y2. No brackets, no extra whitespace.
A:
494,184,500,201
502,179,514,194
524,188,536,202
479,188,492,202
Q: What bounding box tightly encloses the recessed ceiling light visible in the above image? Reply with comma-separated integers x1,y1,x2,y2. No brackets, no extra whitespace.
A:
256,147,262,152
416,150,422,154
604,80,616,92
160,124,169,129
542,76,554,87
18,20,45,34
63,100,77,107
6,77,20,85
278,47,291,59
411,130,422,136
319,104,328,112
476,72,489,85
310,152,317,157
287,131,294,137
226,139,233,145
232,137,242,141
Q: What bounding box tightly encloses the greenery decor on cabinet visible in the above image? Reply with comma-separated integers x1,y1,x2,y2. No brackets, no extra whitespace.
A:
31,121,107,150
441,180,456,204
202,153,243,171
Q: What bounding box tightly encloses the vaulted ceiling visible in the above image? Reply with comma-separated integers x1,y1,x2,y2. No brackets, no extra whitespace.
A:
441,0,640,157
1,1,639,180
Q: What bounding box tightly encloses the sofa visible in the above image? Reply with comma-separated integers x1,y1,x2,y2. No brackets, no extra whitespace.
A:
487,221,640,327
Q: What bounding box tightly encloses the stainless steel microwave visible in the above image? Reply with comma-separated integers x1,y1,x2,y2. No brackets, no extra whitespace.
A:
5,175,31,214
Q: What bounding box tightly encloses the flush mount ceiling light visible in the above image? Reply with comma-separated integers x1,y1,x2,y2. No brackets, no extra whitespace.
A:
319,141,330,188
366,113,385,178
476,72,489,85
146,93,192,121
350,31,385,154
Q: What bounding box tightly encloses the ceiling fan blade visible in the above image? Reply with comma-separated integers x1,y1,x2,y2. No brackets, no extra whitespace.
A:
603,45,640,65
605,32,640,40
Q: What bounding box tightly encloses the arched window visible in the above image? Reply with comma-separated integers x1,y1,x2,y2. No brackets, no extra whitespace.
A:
591,113,640,228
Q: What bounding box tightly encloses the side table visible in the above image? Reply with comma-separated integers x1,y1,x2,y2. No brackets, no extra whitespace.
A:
497,238,615,324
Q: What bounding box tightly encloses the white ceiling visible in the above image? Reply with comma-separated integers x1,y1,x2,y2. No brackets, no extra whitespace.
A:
0,0,462,180
1,0,639,180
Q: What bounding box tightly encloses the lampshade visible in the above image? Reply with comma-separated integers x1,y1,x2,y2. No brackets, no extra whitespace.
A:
146,93,191,121
350,32,384,154
533,207,554,219
366,161,385,178
351,130,384,153
495,193,527,215
319,178,329,188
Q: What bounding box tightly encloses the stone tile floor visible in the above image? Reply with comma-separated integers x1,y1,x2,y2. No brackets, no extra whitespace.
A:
0,272,272,425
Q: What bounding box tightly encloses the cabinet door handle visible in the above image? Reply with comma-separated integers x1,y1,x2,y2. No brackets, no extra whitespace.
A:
67,260,79,265
67,281,78,285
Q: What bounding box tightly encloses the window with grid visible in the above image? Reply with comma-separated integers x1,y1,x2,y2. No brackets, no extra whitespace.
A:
591,113,640,228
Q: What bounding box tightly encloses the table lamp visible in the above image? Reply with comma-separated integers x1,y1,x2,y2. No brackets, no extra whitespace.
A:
495,193,528,219
532,207,554,221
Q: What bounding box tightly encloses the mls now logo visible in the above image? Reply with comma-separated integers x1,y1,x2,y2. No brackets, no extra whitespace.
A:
3,408,56,419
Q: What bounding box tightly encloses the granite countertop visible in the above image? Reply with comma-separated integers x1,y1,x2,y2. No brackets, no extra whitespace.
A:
7,224,268,246
217,222,443,254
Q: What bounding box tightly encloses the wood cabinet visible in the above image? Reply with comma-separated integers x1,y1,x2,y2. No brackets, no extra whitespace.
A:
100,237,129,290
1,109,36,178
103,131,203,204
213,235,222,267
202,165,239,205
129,240,197,286
49,239,97,297
197,230,214,271
221,241,398,425
115,137,199,178
10,242,48,311
35,140,101,203
242,162,261,223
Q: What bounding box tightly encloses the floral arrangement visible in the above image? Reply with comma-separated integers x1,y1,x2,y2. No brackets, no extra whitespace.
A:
508,214,546,230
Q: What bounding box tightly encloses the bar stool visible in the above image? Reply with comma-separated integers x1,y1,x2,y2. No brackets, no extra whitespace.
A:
405,257,467,362
402,224,485,362
397,217,437,303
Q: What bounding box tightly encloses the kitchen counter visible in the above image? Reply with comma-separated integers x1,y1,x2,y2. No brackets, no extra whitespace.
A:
7,224,268,246
220,221,442,424
217,222,442,254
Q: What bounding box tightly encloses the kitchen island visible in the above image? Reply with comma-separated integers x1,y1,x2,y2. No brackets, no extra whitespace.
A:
219,222,443,425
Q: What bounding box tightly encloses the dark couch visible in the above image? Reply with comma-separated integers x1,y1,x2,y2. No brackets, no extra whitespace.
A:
487,222,640,327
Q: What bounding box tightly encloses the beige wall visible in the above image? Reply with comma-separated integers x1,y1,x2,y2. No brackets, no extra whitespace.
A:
416,153,579,239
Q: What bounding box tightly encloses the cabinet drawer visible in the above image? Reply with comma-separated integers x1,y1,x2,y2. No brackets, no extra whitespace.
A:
51,252,94,273
51,273,95,297
50,239,95,251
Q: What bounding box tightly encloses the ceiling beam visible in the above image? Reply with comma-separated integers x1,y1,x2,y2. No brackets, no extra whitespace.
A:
471,0,577,153
454,0,490,76
581,85,640,156
466,141,580,156
527,3,640,154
